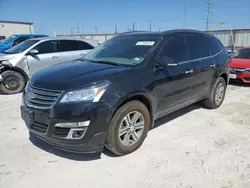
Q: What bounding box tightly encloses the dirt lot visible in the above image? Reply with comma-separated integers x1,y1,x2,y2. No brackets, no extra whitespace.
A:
0,83,250,188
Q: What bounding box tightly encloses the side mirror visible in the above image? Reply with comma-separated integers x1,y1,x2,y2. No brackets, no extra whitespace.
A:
29,49,39,55
155,57,178,68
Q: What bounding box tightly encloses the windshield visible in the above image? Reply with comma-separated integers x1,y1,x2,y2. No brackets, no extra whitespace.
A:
233,48,250,59
4,40,39,54
1,35,15,44
84,35,159,65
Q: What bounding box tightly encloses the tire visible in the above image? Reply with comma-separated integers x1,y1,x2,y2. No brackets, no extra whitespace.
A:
203,77,227,109
0,70,26,94
105,101,150,156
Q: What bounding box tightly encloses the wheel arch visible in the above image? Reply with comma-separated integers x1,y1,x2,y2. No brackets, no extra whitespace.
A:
218,72,228,85
1,66,29,83
112,93,155,129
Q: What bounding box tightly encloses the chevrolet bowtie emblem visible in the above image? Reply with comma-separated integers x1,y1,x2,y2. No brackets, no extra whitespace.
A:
28,92,34,100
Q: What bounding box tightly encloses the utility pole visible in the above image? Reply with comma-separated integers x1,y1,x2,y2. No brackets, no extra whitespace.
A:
132,22,135,31
205,0,213,31
114,24,117,34
149,20,152,31
94,26,98,34
76,21,80,35
71,28,73,36
183,4,187,28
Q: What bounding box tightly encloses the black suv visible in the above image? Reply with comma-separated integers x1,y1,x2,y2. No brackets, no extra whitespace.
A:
21,30,231,156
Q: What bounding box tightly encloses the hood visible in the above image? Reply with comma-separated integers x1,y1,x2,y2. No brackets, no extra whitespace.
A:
230,58,250,68
0,53,15,61
31,60,131,90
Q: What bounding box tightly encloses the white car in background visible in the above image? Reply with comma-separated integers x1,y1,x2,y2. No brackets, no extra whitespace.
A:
0,37,98,94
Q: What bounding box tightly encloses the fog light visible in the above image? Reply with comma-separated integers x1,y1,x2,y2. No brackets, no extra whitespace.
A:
66,127,87,139
55,121,90,128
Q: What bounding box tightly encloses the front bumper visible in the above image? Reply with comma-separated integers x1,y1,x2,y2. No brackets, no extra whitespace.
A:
21,99,114,153
230,72,250,83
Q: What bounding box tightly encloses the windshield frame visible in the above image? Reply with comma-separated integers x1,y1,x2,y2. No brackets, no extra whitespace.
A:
83,34,161,66
4,39,40,54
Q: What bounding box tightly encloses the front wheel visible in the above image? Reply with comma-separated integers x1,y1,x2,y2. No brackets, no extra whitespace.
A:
0,70,26,94
105,101,150,156
203,77,227,109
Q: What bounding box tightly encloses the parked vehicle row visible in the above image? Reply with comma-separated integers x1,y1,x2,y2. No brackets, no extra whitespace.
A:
0,37,98,94
0,34,49,52
20,29,231,156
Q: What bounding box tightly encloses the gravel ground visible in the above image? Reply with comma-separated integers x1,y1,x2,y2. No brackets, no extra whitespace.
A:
0,83,250,188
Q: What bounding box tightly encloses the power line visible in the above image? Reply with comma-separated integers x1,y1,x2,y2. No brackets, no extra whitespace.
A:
205,0,213,31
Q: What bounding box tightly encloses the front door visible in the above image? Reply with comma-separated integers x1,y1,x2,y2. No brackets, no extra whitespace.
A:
26,40,61,75
153,36,201,117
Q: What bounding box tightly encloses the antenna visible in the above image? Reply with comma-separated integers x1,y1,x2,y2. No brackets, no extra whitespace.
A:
205,0,213,31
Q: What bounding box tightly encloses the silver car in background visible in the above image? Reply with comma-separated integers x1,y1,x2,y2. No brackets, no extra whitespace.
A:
0,37,98,94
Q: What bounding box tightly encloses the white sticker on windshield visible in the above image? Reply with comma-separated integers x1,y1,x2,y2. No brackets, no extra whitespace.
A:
136,41,155,46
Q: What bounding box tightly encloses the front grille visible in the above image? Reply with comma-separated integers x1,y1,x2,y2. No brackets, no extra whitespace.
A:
244,77,250,81
25,84,62,108
30,122,48,134
52,127,70,138
230,68,250,74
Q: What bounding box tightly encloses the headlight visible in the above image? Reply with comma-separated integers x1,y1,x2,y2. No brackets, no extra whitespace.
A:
60,81,110,103
2,60,12,67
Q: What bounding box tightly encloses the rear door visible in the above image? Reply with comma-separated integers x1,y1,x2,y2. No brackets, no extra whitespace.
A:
77,40,95,57
56,40,82,62
154,35,201,117
185,34,219,95
27,40,60,74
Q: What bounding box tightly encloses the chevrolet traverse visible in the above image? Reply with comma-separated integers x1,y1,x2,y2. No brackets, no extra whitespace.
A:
21,30,231,156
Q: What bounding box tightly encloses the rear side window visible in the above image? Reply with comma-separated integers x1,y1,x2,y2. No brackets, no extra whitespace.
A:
205,37,223,55
185,35,210,60
159,36,188,62
77,41,94,50
57,40,78,52
34,40,57,54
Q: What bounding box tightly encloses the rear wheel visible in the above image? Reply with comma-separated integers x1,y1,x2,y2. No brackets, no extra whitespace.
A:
105,101,150,156
204,77,227,109
0,70,26,94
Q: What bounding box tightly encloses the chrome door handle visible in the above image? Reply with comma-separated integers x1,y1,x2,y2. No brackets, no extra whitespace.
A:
210,64,216,68
185,70,194,74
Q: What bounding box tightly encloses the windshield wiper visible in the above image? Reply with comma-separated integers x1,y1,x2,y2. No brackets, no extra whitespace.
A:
95,60,120,66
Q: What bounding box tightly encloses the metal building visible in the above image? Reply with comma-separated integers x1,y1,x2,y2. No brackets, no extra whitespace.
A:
57,29,250,51
0,20,34,38
208,29,250,51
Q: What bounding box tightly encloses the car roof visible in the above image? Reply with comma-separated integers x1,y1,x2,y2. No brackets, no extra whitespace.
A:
28,37,99,47
119,29,214,38
12,34,48,37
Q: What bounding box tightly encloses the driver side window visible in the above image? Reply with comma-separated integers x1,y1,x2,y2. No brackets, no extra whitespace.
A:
159,36,188,63
33,40,57,54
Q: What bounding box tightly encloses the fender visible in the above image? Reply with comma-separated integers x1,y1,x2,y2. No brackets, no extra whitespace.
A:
111,91,156,128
